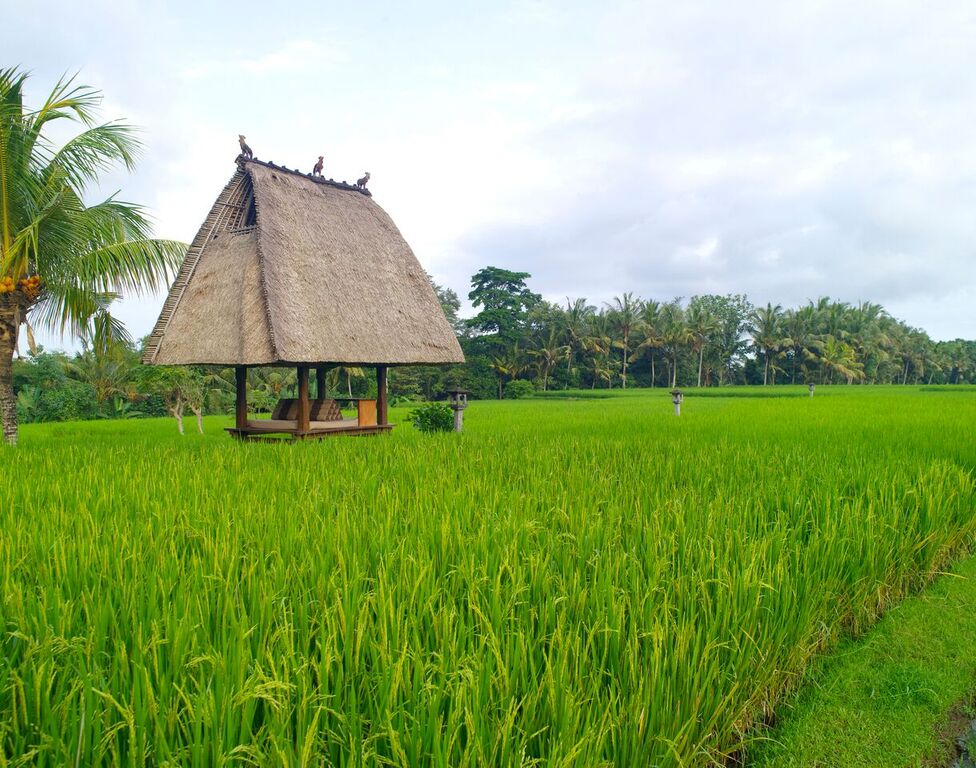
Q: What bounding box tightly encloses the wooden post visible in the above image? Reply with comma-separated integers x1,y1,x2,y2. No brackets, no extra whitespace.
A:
297,365,310,434
316,367,327,399
376,365,388,426
235,366,247,429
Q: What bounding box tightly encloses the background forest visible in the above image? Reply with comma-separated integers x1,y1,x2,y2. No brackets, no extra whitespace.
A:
12,265,976,426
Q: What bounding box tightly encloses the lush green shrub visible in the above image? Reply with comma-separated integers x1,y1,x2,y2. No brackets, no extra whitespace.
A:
409,401,454,433
505,379,535,399
35,379,99,422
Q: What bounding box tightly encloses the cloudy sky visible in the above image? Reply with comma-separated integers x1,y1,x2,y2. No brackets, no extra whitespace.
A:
8,0,976,346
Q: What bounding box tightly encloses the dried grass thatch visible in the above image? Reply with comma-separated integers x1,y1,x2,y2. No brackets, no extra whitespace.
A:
144,159,464,366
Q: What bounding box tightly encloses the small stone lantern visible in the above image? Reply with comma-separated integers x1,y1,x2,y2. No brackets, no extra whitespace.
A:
670,389,684,416
808,382,815,398
447,388,469,432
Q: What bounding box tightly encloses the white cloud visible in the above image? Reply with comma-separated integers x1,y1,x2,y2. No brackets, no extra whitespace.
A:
10,0,976,349
180,39,346,79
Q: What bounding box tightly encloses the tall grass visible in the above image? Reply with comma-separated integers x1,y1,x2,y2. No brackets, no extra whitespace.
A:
1,388,974,766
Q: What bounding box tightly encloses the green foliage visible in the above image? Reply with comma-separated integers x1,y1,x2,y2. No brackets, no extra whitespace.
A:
467,265,541,342
504,379,535,399
0,388,974,765
408,400,454,432
0,67,185,442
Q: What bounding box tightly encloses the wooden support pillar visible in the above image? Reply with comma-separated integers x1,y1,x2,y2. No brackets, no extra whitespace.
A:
376,365,388,426
316,367,328,399
297,365,310,434
235,366,247,429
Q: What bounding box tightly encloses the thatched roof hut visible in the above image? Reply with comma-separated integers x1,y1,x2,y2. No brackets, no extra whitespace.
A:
144,157,464,440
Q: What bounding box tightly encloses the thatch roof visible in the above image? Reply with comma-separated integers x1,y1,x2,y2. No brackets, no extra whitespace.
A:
143,158,464,367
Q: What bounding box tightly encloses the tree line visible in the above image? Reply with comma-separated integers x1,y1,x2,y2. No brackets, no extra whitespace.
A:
12,265,974,427
427,266,976,399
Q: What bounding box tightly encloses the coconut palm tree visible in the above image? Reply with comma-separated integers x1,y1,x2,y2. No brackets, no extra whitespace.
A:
64,340,130,406
659,301,690,388
560,297,594,375
632,300,663,387
490,343,527,399
0,68,183,443
749,303,785,385
529,328,568,391
582,311,614,386
782,306,820,384
818,336,864,384
685,303,719,388
606,292,643,389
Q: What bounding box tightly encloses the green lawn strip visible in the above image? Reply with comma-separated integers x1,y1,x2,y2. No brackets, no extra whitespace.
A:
750,553,976,767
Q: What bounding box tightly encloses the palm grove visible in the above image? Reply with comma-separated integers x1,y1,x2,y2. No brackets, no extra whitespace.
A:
4,71,974,440
442,267,975,397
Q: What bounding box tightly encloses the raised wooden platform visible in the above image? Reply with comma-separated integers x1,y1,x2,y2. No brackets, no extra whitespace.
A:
226,418,394,442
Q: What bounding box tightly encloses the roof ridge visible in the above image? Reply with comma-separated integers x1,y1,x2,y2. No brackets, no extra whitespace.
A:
236,155,372,197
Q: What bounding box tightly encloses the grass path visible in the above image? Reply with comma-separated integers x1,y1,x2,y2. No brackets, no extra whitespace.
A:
750,553,976,767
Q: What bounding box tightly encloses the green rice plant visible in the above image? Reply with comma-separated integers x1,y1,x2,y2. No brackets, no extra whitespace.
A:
0,387,973,766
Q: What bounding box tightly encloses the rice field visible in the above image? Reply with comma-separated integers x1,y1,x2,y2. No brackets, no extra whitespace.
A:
1,386,975,766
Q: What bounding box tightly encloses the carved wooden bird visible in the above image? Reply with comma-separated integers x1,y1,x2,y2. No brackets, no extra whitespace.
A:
356,171,370,189
238,135,253,159
312,156,324,176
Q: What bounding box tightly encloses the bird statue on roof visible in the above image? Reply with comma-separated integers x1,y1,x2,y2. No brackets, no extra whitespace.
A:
312,156,324,177
238,135,253,159
356,172,370,189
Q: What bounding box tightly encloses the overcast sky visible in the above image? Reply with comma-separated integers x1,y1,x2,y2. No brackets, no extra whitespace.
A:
8,0,976,347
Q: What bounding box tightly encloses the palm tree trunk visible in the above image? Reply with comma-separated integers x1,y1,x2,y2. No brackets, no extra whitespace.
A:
671,354,678,388
621,342,628,389
763,352,770,385
0,304,20,445
650,354,656,388
347,370,353,397
697,345,704,388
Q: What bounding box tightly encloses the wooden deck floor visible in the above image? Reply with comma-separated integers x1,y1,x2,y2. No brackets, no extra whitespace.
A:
226,418,394,441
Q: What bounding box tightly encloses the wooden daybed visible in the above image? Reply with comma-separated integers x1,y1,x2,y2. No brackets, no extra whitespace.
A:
226,394,394,442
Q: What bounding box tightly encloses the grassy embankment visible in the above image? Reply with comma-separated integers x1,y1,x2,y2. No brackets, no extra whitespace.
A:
1,386,974,765
750,552,976,767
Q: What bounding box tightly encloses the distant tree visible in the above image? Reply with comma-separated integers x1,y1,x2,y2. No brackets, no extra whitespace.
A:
606,292,643,388
659,302,690,388
632,300,664,387
685,301,719,388
64,339,131,407
141,367,205,434
782,306,820,384
427,273,463,335
467,266,541,345
490,343,527,399
818,336,864,384
749,303,785,386
688,294,752,385
560,298,594,376
0,68,184,444
529,328,568,391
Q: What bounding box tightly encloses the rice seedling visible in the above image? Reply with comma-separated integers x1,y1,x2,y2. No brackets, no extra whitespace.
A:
0,387,974,766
